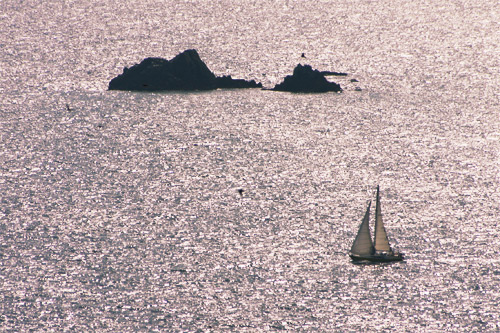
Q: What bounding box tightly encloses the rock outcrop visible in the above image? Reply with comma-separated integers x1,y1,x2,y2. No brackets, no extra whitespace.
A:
321,70,348,76
109,49,261,91
215,75,261,89
272,64,342,93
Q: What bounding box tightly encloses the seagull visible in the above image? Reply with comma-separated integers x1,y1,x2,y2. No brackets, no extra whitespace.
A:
301,53,306,58
237,189,244,197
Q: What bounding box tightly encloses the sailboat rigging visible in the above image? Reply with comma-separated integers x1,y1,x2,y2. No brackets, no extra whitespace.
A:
349,186,404,262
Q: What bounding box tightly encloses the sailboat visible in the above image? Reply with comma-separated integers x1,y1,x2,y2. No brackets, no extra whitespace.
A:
349,186,404,262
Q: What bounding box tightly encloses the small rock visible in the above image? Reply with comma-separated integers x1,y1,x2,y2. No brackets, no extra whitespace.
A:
272,64,342,93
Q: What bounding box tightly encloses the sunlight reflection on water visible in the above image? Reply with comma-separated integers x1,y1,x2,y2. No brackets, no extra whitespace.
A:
1,0,500,331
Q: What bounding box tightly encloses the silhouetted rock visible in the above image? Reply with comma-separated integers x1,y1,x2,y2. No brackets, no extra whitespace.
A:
215,75,262,89
109,49,261,91
321,70,348,76
273,64,342,93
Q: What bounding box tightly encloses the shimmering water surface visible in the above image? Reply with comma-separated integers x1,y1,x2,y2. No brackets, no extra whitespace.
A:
1,0,500,331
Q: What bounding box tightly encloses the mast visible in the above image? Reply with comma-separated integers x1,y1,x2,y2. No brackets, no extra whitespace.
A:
373,186,392,252
351,201,375,255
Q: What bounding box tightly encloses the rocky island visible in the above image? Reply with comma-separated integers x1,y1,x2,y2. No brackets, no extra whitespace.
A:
108,49,262,91
272,64,342,93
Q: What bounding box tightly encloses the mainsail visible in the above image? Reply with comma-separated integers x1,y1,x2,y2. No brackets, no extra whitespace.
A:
373,186,392,252
350,201,374,255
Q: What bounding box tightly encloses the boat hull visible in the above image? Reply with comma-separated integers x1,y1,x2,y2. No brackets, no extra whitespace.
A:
350,253,404,263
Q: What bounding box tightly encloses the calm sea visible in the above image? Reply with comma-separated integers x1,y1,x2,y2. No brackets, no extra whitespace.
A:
1,0,499,331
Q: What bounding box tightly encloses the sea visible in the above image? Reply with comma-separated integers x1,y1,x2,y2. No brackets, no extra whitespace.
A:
1,0,499,331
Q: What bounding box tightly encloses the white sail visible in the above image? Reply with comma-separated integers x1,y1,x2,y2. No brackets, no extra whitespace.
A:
374,186,392,252
351,201,374,255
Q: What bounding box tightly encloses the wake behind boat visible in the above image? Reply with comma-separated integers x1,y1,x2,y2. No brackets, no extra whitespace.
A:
349,186,404,263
